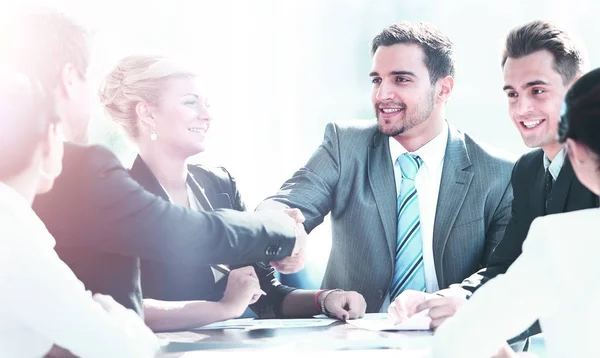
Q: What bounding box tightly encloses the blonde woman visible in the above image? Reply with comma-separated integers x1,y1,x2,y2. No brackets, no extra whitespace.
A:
98,55,367,331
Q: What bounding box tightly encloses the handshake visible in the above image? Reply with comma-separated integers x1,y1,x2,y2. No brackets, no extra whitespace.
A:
270,208,308,274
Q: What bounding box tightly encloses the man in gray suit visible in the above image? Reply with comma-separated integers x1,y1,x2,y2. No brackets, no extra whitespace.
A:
259,22,515,313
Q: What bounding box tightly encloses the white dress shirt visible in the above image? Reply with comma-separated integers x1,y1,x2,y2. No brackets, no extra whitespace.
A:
0,182,159,358
544,148,566,181
432,207,600,358
380,122,449,312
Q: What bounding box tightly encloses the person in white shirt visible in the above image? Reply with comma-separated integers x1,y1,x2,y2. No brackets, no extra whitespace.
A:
0,70,160,357
431,67,600,358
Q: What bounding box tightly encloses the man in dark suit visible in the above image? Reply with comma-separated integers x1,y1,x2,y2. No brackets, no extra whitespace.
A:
2,8,306,316
411,20,599,342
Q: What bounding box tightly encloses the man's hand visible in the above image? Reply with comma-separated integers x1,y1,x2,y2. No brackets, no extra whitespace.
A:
285,208,307,257
284,208,305,226
271,208,307,274
220,266,266,318
388,290,436,323
270,249,306,274
324,291,367,321
416,295,467,330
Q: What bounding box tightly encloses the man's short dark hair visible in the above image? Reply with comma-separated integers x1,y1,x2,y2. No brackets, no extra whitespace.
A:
559,67,600,163
371,21,455,84
502,20,585,84
0,7,91,91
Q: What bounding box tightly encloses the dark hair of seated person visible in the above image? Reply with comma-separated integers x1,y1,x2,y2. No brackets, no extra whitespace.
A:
559,67,600,164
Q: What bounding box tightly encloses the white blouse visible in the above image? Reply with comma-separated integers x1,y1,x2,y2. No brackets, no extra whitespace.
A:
432,208,600,358
0,182,159,358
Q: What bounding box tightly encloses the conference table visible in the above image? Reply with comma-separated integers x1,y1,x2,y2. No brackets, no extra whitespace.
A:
156,317,434,357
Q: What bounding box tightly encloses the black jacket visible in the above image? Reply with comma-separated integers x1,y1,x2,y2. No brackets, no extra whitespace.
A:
130,155,295,318
33,143,296,315
460,149,599,340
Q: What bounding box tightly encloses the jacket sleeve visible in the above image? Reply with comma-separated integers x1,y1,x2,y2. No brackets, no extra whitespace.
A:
454,157,542,341
256,122,342,233
457,158,526,293
215,166,297,317
41,145,296,266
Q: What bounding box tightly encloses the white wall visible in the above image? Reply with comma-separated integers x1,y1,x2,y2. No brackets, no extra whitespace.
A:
12,0,600,286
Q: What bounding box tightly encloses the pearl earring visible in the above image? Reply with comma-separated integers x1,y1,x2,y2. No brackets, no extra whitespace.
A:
150,128,157,141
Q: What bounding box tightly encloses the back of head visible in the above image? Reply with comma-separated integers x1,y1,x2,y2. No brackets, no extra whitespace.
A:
0,69,59,181
560,67,600,158
98,55,195,140
0,7,91,92
502,20,586,84
0,7,92,143
371,21,455,84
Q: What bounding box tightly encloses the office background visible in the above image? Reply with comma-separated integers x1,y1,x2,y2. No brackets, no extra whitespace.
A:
14,0,600,288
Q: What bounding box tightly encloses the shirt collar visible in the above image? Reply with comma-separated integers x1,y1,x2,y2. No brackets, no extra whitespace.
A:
543,148,566,181
389,121,449,169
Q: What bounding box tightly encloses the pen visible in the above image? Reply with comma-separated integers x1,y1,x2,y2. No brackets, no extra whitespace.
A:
210,264,267,296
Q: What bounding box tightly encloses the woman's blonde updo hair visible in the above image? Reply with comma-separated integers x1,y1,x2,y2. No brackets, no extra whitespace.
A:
98,55,195,139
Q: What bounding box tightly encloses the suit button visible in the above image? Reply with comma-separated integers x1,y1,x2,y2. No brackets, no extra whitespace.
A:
377,289,384,300
265,245,279,256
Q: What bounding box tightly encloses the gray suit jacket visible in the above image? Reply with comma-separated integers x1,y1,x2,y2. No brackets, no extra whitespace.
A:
259,121,515,312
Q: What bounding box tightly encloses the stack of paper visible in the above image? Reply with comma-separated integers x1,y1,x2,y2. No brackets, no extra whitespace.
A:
194,317,338,330
346,311,432,331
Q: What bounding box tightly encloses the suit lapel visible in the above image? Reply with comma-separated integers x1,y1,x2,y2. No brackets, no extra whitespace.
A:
130,155,171,202
547,157,576,215
130,155,214,211
530,155,546,216
367,132,398,262
432,125,473,286
187,172,214,211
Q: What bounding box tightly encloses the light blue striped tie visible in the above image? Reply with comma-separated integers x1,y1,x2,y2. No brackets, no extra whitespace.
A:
389,153,426,301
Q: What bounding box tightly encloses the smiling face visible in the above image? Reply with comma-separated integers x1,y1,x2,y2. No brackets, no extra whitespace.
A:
149,76,212,158
370,43,436,137
503,50,571,149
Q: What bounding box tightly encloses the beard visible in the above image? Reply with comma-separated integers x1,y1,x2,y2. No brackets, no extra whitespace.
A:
376,89,435,137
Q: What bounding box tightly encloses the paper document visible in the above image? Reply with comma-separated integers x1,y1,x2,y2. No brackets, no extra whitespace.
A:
347,311,431,331
194,317,337,330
